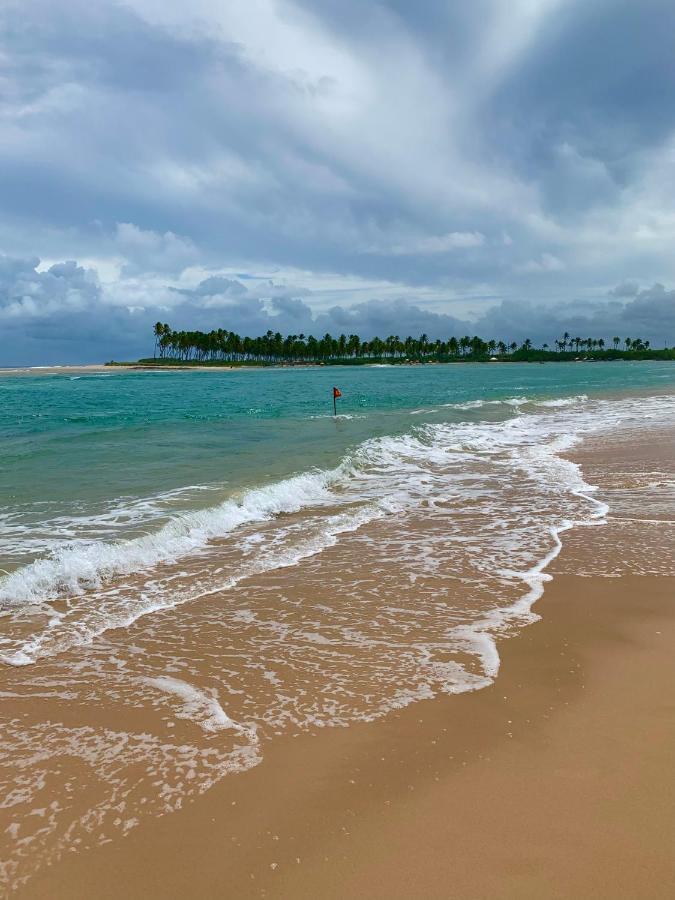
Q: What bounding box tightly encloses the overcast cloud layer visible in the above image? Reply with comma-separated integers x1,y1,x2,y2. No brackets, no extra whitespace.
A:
1,0,674,363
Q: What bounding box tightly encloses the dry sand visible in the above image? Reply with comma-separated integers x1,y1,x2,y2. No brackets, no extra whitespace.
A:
10,429,675,899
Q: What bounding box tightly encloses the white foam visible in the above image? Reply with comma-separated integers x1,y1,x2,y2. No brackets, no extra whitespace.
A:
307,413,365,420
536,394,588,408
0,470,337,607
0,503,386,665
442,396,529,411
142,676,254,736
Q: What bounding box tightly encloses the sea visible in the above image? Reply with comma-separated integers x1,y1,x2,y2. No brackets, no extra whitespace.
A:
1,361,674,888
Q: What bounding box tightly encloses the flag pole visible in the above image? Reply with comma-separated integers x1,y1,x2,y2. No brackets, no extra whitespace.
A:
332,386,342,416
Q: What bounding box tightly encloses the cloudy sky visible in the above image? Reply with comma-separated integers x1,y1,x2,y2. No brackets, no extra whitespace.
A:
1,0,674,363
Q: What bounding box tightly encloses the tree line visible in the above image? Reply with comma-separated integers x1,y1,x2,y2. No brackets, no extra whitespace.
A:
148,323,668,365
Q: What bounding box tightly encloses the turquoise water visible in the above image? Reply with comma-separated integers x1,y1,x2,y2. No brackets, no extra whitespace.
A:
1,361,674,579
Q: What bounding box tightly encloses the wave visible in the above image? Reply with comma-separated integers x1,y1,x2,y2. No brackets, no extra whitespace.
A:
307,413,366,420
536,394,588,408
1,394,673,667
443,394,589,412
0,471,338,608
442,396,529,411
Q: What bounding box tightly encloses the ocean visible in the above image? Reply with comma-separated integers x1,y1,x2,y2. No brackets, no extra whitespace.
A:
1,361,675,889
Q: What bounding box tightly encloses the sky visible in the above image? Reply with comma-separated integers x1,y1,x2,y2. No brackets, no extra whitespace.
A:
1,0,674,364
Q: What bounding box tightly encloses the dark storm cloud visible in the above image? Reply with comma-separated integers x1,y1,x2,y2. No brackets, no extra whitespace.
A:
0,0,673,362
474,285,675,346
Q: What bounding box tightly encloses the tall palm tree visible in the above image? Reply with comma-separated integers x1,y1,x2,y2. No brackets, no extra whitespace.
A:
153,322,164,359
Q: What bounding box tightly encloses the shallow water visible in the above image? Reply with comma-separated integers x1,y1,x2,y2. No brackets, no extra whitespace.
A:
1,363,675,890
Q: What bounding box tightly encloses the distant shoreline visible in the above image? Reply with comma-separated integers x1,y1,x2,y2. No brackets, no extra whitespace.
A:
1,352,674,375
0,350,675,377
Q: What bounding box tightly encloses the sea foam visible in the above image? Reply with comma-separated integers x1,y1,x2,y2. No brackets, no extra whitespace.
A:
0,470,337,607
1,394,672,669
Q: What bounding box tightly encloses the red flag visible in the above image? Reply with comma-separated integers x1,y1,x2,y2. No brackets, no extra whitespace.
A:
333,387,342,398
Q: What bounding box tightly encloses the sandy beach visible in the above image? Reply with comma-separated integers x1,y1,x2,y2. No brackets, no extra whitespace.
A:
0,364,240,375
0,365,115,376
6,422,673,899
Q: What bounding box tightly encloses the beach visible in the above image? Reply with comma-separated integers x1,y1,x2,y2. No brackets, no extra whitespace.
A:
1,367,674,897
5,2,675,894
9,428,675,899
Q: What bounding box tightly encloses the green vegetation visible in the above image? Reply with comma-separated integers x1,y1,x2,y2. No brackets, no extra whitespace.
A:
110,324,675,367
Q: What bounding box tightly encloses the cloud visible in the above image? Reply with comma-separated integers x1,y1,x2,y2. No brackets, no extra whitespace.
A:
114,223,198,275
1,0,674,360
515,253,565,273
474,284,675,344
1,255,671,365
0,257,100,319
368,231,486,256
608,280,640,298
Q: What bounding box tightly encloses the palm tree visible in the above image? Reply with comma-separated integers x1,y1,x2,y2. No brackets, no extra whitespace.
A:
471,335,487,356
147,323,661,367
153,322,164,359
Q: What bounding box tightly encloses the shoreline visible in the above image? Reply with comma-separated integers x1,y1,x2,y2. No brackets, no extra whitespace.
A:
1,356,674,376
14,430,675,899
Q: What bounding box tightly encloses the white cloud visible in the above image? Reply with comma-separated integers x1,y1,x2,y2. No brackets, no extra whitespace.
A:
366,231,486,256
515,252,565,273
114,223,198,275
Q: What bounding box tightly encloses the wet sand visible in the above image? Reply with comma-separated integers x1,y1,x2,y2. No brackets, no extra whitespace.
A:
0,365,114,376
14,433,675,899
0,364,236,375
